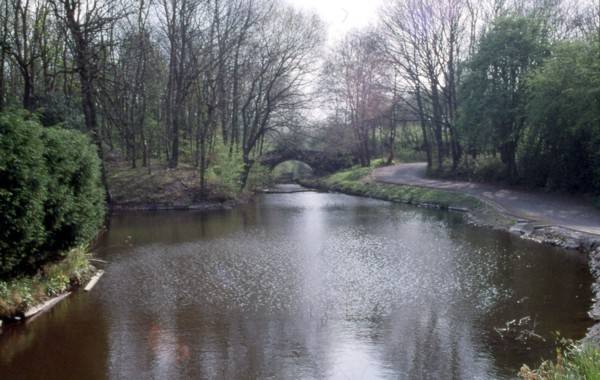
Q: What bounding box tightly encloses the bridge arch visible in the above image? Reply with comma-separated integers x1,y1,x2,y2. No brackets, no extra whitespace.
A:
259,148,353,175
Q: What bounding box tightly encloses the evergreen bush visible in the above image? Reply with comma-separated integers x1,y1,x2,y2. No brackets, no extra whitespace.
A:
0,113,48,275
0,112,105,278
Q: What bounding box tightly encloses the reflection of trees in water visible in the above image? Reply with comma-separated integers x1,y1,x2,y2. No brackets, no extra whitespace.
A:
109,307,334,379
101,209,253,251
374,304,494,379
62,193,595,379
0,294,109,378
444,221,594,377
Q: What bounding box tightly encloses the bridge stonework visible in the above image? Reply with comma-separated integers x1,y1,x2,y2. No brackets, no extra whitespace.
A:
259,148,353,175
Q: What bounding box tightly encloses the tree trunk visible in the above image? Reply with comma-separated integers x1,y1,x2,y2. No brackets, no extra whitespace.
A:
22,71,34,111
416,85,432,167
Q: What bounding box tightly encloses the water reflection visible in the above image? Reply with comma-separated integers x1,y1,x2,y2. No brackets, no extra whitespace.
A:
0,189,594,379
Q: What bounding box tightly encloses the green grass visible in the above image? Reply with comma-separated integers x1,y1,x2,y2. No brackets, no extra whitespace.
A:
519,343,600,380
0,246,94,319
302,163,484,211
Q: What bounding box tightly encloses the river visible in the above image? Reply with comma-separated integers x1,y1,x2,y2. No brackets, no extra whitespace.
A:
0,186,594,379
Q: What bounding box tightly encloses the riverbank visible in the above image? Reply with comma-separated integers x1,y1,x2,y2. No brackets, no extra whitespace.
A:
106,161,255,211
299,166,515,229
108,162,226,209
299,165,600,344
0,247,96,322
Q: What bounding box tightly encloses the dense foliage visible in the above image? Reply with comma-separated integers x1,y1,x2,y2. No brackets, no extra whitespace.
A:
317,1,600,195
522,41,600,191
0,246,92,318
458,16,600,192
459,16,550,179
0,113,48,276
0,113,105,278
41,127,106,253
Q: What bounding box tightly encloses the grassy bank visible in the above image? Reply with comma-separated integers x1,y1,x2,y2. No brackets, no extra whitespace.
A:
300,164,511,227
0,247,94,320
519,343,600,379
107,162,218,207
106,160,271,208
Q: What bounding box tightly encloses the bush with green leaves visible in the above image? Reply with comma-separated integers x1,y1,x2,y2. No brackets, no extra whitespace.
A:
41,127,105,257
522,40,600,192
458,15,549,180
0,112,105,278
206,138,245,198
0,112,48,276
246,162,273,191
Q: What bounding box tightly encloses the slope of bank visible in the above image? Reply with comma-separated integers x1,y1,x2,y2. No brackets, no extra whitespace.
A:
299,165,600,345
300,165,516,229
0,247,96,321
106,162,244,210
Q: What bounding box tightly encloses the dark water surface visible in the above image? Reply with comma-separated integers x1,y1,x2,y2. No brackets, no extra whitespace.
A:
0,187,594,379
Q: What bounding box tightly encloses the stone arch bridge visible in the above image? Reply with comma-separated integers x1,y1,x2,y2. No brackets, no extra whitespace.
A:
259,148,354,175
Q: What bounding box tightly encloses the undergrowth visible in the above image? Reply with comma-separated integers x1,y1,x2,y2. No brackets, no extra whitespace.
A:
0,246,93,319
520,343,600,380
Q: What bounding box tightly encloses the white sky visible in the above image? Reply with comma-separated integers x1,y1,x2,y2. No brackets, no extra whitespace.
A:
287,0,384,45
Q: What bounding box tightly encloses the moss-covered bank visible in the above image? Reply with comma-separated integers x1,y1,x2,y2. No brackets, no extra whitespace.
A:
299,165,514,228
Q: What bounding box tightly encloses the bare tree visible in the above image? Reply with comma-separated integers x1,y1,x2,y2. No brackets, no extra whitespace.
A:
323,30,387,167
380,0,470,170
50,0,126,199
157,0,206,168
4,0,52,110
236,4,324,185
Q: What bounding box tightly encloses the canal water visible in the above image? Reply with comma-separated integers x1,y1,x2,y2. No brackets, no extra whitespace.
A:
0,187,594,379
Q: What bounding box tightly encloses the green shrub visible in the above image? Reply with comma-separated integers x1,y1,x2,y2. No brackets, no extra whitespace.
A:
0,112,105,278
519,343,600,380
0,113,48,275
206,138,244,198
246,163,273,191
372,158,389,168
393,148,427,163
0,246,92,317
41,128,105,258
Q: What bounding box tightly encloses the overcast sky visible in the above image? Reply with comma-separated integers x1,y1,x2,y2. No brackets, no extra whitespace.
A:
287,0,384,45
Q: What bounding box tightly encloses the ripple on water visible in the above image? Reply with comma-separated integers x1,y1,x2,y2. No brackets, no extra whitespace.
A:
0,191,592,380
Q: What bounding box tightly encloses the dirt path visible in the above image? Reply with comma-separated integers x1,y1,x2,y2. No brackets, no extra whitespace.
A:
373,163,600,236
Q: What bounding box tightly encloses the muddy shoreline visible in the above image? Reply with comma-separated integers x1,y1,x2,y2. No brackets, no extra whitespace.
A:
108,198,245,212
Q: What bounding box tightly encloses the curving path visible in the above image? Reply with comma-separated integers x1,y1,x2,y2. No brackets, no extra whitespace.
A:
373,162,600,236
